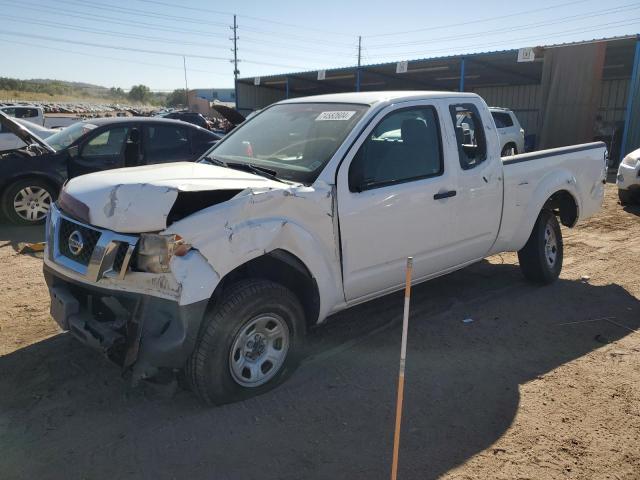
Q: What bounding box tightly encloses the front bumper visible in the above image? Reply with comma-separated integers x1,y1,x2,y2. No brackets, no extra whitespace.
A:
44,261,208,378
617,162,640,191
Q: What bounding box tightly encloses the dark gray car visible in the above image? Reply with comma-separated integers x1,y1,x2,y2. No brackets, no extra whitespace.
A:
0,113,220,225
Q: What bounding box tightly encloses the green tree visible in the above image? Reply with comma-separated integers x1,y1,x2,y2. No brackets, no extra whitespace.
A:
165,88,187,107
128,84,151,103
109,87,126,98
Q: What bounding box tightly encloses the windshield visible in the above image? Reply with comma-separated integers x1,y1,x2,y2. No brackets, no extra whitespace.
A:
202,103,368,184
45,122,98,150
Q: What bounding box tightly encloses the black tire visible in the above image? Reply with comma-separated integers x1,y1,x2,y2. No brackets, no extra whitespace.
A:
186,280,305,405
501,143,517,157
618,189,635,205
1,178,56,225
517,210,563,284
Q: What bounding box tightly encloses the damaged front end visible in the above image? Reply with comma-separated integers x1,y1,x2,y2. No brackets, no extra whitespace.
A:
43,203,215,382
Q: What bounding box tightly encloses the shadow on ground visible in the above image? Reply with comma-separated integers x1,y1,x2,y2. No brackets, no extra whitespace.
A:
622,202,640,217
1,260,639,480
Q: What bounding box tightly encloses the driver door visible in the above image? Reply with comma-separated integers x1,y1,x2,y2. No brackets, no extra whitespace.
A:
68,126,130,178
336,101,459,301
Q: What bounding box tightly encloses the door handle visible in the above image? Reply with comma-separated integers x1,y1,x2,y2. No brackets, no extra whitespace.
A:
433,190,457,200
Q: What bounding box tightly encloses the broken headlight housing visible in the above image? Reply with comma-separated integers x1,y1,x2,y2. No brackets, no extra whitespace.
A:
135,234,191,273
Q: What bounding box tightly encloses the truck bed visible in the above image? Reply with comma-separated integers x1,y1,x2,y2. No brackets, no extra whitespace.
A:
492,142,607,254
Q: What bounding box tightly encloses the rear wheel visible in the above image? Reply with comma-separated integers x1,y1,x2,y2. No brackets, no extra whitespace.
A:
1,178,56,225
186,280,305,405
501,143,517,157
517,210,563,284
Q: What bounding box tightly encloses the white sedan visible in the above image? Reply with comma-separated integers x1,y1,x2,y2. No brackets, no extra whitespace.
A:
617,147,640,204
0,118,58,151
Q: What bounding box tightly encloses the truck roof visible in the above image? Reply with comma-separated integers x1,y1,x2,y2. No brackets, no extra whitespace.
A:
280,91,480,106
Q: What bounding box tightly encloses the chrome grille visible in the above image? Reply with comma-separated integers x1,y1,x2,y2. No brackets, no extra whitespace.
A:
58,218,101,266
48,204,138,281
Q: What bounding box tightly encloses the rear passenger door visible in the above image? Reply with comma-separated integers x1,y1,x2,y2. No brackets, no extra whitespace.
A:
143,124,193,164
446,101,503,263
337,102,459,301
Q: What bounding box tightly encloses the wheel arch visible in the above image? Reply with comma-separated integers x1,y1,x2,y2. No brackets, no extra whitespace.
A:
543,189,579,227
209,249,321,332
0,173,63,198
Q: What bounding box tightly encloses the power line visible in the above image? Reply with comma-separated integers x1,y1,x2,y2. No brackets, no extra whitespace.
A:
0,38,229,76
239,25,356,49
2,14,232,50
364,0,593,37
0,30,312,70
239,36,359,59
366,1,640,49
365,17,640,61
3,0,358,59
133,0,356,37
1,0,230,39
51,0,229,27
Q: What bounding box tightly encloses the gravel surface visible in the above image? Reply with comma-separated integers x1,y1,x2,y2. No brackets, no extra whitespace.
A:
1,184,638,480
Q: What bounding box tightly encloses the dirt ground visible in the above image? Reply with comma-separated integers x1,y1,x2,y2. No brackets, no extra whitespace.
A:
1,184,639,480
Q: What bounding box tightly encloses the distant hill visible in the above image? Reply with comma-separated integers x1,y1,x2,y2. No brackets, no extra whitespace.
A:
0,77,166,105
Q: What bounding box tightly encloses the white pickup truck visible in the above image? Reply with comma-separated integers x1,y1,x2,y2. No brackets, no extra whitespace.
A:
43,91,607,404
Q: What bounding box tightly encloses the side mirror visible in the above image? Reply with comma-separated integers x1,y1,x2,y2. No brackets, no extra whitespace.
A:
68,145,79,158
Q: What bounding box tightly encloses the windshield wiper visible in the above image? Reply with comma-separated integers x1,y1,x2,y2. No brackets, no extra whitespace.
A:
201,155,284,183
225,162,282,182
200,154,228,167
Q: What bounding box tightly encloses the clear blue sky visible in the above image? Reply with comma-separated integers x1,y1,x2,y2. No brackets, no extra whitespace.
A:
1,0,639,91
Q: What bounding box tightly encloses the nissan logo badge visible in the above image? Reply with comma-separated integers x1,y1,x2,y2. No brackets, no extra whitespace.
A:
68,230,84,256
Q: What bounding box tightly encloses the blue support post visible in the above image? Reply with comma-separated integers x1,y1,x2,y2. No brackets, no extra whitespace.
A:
459,58,466,92
285,77,289,99
620,35,640,162
356,68,361,92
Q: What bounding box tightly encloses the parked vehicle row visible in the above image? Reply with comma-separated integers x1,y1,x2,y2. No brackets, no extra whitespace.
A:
0,112,220,224
489,107,526,156
42,91,607,404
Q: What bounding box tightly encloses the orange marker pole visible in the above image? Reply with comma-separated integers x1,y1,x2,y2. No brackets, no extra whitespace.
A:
391,257,413,480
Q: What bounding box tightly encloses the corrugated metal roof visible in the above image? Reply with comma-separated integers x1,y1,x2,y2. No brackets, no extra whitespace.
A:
238,34,638,83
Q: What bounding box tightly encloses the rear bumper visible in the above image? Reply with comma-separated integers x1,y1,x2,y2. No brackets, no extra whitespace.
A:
44,262,208,378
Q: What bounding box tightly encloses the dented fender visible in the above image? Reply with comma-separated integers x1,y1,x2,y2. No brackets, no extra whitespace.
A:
164,183,344,322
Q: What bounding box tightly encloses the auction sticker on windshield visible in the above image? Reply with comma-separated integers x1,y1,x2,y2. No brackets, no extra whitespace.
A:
316,111,356,121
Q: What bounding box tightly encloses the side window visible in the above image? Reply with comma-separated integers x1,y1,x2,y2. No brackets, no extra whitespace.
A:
349,107,443,192
491,111,513,128
82,127,130,157
144,125,191,163
449,103,487,170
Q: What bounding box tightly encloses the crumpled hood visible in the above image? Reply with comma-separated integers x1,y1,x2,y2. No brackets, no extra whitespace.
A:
62,162,288,232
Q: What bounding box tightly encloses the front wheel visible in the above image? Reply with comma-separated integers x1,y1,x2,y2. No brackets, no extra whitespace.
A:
1,178,56,225
517,210,563,284
186,280,305,405
618,189,636,205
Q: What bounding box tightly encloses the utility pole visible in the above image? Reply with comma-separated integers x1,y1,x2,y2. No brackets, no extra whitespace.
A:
356,35,362,92
231,14,240,106
183,55,189,108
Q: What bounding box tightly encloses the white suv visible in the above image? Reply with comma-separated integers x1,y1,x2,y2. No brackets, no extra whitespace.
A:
490,107,525,156
617,147,640,205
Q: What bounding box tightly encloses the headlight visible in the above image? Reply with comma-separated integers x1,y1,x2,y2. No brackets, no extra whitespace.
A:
136,234,191,273
622,155,639,167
